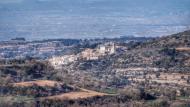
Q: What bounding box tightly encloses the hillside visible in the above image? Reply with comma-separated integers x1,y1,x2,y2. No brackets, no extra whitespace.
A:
138,30,190,48
120,30,190,72
86,30,190,72
1,31,190,107
73,30,190,70
61,30,190,91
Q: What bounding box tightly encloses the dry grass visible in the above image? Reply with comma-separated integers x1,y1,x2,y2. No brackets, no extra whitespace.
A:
13,80,61,87
176,47,190,51
42,82,108,100
45,89,108,100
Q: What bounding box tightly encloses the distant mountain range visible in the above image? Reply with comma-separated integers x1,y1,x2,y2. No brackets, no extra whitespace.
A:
0,0,190,40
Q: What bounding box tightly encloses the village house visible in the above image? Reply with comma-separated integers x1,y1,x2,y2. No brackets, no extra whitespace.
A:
49,55,77,68
99,42,116,55
80,49,99,60
80,42,116,60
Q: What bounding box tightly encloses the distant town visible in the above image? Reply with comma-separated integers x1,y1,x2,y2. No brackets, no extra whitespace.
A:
0,36,153,60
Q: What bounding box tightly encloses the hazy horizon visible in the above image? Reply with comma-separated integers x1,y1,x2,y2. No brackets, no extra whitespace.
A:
0,0,190,41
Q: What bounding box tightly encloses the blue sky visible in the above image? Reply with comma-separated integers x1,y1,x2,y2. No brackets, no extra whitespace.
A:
0,0,190,40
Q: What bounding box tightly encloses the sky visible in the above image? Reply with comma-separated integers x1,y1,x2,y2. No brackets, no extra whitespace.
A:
0,0,190,40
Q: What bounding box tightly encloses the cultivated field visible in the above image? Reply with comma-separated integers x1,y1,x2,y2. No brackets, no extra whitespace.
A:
13,80,109,100
132,73,190,87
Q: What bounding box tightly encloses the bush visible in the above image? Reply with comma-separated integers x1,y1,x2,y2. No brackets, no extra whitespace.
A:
119,87,144,100
147,99,169,107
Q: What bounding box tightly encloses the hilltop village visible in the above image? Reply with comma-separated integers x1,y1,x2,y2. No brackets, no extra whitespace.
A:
49,42,116,68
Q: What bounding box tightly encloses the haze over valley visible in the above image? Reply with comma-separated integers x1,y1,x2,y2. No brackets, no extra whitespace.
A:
0,0,190,40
